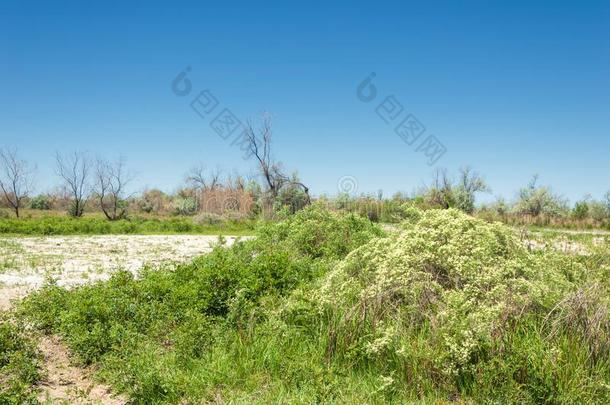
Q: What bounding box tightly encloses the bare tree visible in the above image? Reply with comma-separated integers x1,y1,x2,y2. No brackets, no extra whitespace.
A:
186,164,224,213
226,170,246,191
55,151,91,217
94,157,134,220
243,115,310,209
207,166,222,190
426,168,453,209
0,148,34,218
186,164,223,191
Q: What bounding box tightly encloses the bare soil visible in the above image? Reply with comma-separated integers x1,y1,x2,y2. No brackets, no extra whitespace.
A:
37,336,127,405
0,234,242,289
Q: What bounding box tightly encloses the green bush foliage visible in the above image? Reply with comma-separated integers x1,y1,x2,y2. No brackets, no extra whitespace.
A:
311,209,608,400
19,205,382,402
27,195,51,210
328,194,421,223
514,176,568,217
171,197,198,216
573,200,590,220
0,315,42,404
67,199,85,218
17,206,610,403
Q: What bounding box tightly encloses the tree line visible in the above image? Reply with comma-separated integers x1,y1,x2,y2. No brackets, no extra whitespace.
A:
0,148,136,220
0,117,311,219
2,116,609,225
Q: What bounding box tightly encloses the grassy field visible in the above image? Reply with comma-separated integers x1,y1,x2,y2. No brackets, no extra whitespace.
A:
0,214,256,236
2,205,608,403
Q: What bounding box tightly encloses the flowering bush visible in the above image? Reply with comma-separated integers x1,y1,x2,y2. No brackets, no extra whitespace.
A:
313,209,589,377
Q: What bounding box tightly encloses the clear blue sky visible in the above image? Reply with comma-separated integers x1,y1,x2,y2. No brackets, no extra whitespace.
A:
1,0,608,204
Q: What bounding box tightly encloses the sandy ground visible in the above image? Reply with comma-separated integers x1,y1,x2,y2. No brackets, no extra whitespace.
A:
0,234,243,310
2,229,597,310
523,238,590,255
37,336,127,405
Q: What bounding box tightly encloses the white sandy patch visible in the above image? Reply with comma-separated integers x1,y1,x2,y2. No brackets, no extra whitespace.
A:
0,235,243,291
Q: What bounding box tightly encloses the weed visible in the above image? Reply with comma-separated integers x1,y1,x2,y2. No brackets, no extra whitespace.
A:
0,313,42,404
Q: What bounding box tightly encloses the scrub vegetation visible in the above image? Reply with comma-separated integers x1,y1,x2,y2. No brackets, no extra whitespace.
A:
0,314,42,404
10,205,610,403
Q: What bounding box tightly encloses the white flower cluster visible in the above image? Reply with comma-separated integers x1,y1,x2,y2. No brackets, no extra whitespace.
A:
313,208,585,376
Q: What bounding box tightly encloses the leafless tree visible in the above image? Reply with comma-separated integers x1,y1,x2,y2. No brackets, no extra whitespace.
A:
186,164,223,191
226,171,246,191
427,168,453,209
186,165,204,190
0,148,34,218
55,151,91,217
186,164,224,213
94,157,134,220
243,115,310,208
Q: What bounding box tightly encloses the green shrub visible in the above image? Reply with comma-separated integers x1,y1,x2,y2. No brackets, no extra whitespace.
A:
19,205,382,402
589,201,609,221
193,212,223,225
301,208,608,402
67,199,85,217
573,200,590,220
275,183,310,214
27,195,51,210
515,176,568,217
172,197,198,216
256,203,383,260
0,315,42,404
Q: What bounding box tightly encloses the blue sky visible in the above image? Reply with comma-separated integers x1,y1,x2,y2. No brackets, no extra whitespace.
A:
1,0,608,204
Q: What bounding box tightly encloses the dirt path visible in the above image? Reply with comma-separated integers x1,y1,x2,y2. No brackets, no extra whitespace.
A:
1,292,127,404
37,336,127,405
1,289,127,404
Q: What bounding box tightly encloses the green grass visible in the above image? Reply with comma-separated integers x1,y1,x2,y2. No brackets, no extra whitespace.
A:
0,216,256,236
0,314,42,404
16,206,610,403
